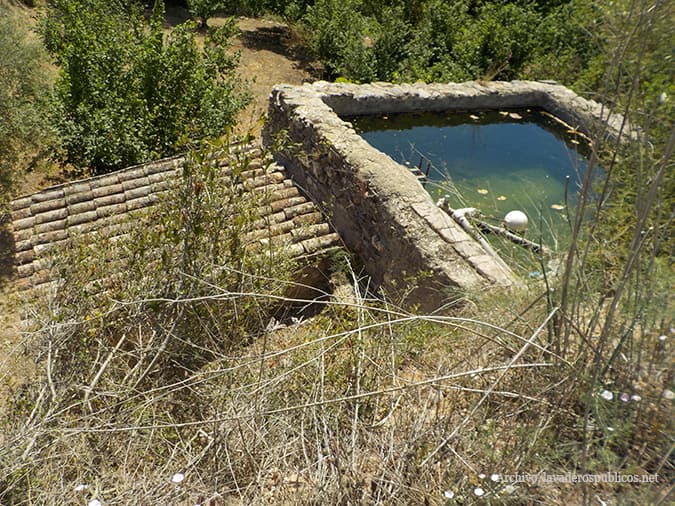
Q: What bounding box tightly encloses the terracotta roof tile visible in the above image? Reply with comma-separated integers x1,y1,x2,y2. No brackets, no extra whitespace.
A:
6,142,342,292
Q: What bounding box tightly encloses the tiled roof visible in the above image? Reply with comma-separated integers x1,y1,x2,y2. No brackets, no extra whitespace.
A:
7,143,341,292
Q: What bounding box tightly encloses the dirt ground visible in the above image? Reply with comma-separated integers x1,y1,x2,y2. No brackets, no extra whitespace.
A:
230,17,321,135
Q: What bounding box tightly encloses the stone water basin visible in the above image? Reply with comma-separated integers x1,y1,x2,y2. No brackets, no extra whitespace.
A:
349,108,597,253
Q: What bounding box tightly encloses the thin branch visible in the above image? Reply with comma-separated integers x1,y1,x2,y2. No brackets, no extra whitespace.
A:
420,307,559,466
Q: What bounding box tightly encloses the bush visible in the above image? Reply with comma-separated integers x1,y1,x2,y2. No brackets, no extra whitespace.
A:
304,0,378,82
371,7,410,81
187,0,221,28
523,1,598,85
0,5,56,202
397,0,470,81
451,2,541,80
42,0,250,174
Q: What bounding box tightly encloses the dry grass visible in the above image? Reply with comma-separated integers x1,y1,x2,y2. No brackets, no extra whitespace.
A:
0,3,672,505
1,265,671,505
1,87,672,506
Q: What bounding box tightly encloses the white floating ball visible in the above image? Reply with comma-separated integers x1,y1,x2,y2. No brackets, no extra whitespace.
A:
504,210,528,232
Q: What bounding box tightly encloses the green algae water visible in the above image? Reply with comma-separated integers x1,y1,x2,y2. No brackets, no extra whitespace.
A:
350,109,596,256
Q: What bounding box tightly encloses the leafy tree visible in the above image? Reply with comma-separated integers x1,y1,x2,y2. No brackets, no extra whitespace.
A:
399,0,471,81
452,2,541,80
220,0,314,19
277,0,315,20
372,6,410,81
522,1,597,86
0,6,56,201
304,0,377,81
42,0,249,173
300,0,576,83
187,0,221,28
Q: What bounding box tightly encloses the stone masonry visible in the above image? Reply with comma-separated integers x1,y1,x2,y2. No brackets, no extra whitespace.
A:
3,80,628,310
263,80,630,308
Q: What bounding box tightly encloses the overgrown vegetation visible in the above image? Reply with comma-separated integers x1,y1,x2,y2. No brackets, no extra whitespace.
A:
42,0,250,174
0,0,672,504
0,3,57,203
0,139,302,502
215,1,601,87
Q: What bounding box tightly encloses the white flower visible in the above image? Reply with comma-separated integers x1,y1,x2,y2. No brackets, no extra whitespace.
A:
658,334,667,341
75,484,88,493
443,489,455,499
171,472,185,484
88,500,102,506
490,473,500,482
620,393,630,402
630,394,642,402
607,427,615,432
478,473,486,479
474,487,485,496
664,389,675,400
600,390,614,401
504,484,516,494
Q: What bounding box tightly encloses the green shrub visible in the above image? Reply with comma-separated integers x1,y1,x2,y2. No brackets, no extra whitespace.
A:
451,2,541,80
0,6,56,202
523,1,598,85
304,0,377,82
187,0,222,27
371,7,410,81
42,0,250,174
398,0,470,81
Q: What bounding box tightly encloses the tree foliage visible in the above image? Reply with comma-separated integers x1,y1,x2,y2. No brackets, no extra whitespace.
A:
187,0,221,28
215,1,586,88
42,0,250,173
304,0,378,81
0,5,56,201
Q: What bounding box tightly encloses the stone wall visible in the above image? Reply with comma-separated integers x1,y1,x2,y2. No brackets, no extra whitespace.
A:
262,80,629,308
